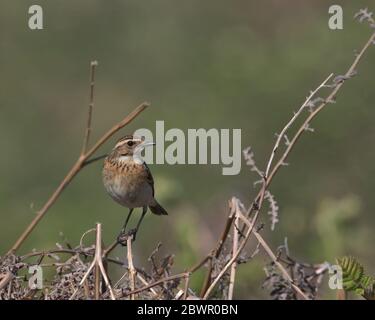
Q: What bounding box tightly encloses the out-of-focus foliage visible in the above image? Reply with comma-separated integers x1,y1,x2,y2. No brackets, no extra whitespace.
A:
337,256,375,299
315,195,361,259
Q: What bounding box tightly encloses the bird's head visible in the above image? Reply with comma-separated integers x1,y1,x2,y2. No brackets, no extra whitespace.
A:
113,135,154,157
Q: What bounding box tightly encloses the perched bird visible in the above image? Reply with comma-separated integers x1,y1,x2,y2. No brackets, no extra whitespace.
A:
102,135,168,241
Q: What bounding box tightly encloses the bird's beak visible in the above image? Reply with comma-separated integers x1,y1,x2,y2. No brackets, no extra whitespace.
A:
135,141,155,153
140,141,155,148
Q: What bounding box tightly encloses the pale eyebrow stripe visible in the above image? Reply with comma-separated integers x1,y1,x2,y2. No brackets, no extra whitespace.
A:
114,138,142,148
114,139,130,148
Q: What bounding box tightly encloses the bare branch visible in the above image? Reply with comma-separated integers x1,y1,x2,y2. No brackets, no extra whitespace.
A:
8,101,149,254
81,61,98,156
264,73,333,179
127,236,136,300
69,223,116,300
253,229,308,300
228,215,239,300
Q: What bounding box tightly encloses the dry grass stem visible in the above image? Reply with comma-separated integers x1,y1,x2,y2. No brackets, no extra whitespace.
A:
127,236,137,300
69,224,116,300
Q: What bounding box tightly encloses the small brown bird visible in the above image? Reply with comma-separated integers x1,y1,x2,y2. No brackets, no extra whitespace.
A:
102,135,168,241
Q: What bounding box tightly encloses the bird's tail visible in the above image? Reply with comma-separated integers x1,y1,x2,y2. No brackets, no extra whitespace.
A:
149,201,168,215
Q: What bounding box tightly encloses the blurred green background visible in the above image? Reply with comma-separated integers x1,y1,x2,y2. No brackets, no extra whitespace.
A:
1,0,375,299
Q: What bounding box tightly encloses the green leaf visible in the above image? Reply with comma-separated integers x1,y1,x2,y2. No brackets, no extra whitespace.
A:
337,256,375,300
360,274,374,289
337,256,363,291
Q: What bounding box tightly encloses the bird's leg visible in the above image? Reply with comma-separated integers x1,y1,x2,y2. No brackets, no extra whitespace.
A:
122,208,134,231
117,208,134,244
130,206,148,241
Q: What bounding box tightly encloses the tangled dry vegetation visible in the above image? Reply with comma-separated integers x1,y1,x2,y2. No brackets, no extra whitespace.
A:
1,9,375,300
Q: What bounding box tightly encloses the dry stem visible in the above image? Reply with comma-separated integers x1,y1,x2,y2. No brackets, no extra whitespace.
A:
7,60,149,254
69,223,116,300
198,28,375,299
228,214,239,300
127,236,137,300
81,61,98,155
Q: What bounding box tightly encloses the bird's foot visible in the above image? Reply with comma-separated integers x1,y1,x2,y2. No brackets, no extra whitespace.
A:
116,228,137,246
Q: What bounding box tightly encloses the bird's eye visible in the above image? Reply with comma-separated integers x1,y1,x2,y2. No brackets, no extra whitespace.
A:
127,141,134,147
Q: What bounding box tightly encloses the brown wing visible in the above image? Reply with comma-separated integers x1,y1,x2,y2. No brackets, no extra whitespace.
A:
144,162,155,197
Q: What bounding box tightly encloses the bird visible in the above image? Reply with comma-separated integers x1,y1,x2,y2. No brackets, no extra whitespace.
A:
102,135,168,242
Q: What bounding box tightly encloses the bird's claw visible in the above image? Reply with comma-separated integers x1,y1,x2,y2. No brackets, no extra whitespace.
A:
116,228,137,246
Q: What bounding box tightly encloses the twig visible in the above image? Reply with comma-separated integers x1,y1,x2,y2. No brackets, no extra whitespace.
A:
228,214,239,300
199,28,375,299
119,272,189,298
127,236,136,300
264,30,375,191
79,227,96,250
94,263,100,299
245,29,375,228
252,229,308,300
81,61,98,156
69,223,116,300
81,154,108,167
103,239,118,257
20,248,125,267
183,273,190,300
198,198,236,296
111,267,158,298
83,279,91,299
204,198,309,300
188,255,210,274
264,73,333,178
0,272,14,290
8,101,149,254
137,274,158,297
202,194,264,299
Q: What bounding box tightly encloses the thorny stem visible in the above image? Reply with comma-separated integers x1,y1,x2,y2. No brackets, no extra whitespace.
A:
264,73,334,178
202,186,267,299
199,28,375,299
253,229,308,299
266,30,375,187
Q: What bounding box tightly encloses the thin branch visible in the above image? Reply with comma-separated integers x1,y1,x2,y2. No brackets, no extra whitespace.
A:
136,274,158,297
103,239,118,257
247,30,375,225
94,262,100,299
265,32,375,189
202,193,265,299
200,28,375,299
188,255,210,274
183,273,190,300
7,101,149,254
81,154,108,167
119,272,189,298
253,229,308,300
0,272,13,290
264,73,333,179
198,198,236,296
228,214,239,300
109,270,159,299
81,61,98,156
127,235,136,300
69,223,116,300
20,248,126,267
